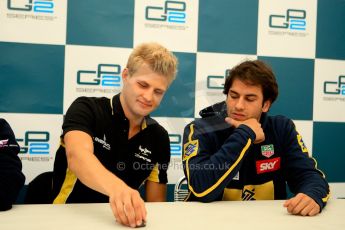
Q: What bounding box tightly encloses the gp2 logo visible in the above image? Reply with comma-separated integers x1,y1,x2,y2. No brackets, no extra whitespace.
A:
77,64,122,87
145,1,186,23
269,9,306,31
169,134,182,156
7,0,54,13
17,131,50,154
324,76,345,95
207,69,228,89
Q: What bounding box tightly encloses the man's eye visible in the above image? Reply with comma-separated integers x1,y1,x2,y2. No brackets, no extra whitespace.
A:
155,90,164,95
138,82,147,87
246,98,256,102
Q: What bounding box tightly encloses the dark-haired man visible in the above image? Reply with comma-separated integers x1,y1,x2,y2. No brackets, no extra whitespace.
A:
182,60,329,216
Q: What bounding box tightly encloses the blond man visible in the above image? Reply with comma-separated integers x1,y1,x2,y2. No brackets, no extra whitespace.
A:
52,42,178,227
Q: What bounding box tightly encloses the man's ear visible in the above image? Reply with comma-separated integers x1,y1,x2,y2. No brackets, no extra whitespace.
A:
262,100,271,113
122,68,129,81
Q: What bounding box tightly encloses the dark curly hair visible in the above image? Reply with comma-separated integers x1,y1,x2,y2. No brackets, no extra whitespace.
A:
223,60,279,104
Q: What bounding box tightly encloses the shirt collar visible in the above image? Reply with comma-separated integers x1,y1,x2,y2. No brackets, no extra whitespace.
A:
111,93,148,130
260,112,268,127
111,93,124,117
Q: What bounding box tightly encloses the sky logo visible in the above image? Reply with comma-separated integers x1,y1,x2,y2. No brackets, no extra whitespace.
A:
7,0,54,13
269,9,306,31
16,131,50,154
324,75,345,95
169,134,182,156
77,64,122,87
145,1,186,23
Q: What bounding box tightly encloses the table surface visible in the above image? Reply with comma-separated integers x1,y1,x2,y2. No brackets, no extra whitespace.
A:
0,199,344,230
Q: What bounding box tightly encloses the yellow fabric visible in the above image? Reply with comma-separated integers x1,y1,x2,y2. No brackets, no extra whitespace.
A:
53,168,77,204
141,119,147,130
147,163,159,183
183,140,199,161
60,138,65,147
297,133,308,153
222,181,275,201
322,192,331,203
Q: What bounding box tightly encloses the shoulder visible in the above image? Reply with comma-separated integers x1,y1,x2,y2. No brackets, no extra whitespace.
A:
0,118,11,127
63,97,111,135
71,96,110,109
265,114,293,126
0,119,15,138
187,114,229,135
145,117,168,136
264,114,295,133
0,118,9,128
0,119,20,155
67,96,111,115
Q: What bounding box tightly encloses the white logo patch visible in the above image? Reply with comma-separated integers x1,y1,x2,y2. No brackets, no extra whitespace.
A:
0,139,9,148
94,135,111,150
134,145,152,162
232,171,240,181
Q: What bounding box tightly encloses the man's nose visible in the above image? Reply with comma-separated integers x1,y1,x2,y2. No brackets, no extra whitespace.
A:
235,98,245,110
143,89,153,102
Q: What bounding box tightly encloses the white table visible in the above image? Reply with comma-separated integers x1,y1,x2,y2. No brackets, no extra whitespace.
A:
0,199,344,229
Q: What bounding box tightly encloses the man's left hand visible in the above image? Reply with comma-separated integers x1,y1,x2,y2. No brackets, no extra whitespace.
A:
283,193,320,216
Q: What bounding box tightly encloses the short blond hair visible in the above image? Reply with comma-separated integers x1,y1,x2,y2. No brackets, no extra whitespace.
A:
126,42,178,84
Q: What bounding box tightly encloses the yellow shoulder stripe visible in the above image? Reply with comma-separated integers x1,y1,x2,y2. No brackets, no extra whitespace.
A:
188,124,194,142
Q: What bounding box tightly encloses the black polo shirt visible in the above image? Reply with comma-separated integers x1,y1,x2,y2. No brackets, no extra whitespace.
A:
52,94,170,203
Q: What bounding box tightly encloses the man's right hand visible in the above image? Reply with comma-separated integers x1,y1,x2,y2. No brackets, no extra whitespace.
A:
225,117,265,144
109,181,147,228
64,131,147,228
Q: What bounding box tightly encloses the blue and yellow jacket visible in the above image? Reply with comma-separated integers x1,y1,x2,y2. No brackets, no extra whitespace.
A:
182,102,330,210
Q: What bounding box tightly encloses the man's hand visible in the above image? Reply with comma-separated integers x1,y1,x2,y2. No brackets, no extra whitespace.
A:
64,131,147,227
283,193,320,216
225,117,265,144
109,181,147,228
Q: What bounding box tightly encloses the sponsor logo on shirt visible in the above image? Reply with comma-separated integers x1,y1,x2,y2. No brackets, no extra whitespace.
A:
256,157,281,174
94,135,111,150
0,139,9,148
297,134,308,153
261,144,275,158
242,188,256,200
134,145,152,162
232,171,240,180
183,140,198,161
0,139,17,149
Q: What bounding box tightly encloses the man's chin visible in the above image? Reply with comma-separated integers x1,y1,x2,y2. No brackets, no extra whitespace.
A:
136,108,153,117
230,116,247,121
136,103,153,111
